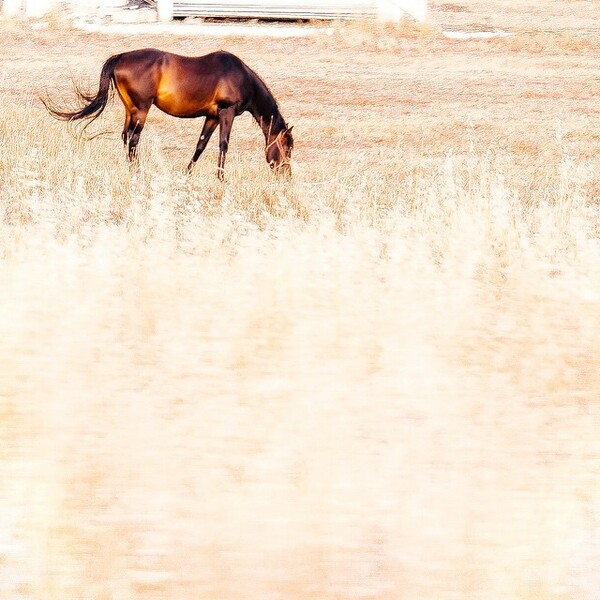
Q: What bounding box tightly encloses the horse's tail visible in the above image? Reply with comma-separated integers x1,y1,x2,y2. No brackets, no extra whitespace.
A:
42,54,121,124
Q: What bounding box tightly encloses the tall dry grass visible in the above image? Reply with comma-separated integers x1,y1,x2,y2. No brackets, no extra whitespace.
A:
1,17,600,600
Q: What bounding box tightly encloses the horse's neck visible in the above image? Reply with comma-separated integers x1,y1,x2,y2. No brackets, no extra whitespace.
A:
250,86,284,143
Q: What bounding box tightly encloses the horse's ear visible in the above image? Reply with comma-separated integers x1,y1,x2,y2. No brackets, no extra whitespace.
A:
284,126,294,144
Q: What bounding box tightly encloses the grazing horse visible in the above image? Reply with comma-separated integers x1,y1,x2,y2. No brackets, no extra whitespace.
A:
43,48,294,178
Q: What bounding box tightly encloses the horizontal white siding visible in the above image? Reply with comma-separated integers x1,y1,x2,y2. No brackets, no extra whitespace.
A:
172,1,374,19
165,0,427,22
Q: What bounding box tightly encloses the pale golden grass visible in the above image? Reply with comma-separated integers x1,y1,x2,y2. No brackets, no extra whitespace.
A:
1,14,600,600
328,16,440,50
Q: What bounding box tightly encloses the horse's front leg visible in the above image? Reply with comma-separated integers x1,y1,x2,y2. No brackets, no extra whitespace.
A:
187,116,219,173
217,106,236,180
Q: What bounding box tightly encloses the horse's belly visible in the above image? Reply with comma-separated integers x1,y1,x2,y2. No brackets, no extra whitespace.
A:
154,93,216,118
155,73,218,118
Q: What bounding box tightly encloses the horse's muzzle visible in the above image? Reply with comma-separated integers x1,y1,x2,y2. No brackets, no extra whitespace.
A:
275,162,292,179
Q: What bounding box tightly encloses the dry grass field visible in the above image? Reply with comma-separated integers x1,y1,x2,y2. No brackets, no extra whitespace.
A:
1,2,600,599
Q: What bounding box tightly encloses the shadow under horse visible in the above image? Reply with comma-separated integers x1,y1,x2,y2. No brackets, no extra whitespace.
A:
43,48,294,179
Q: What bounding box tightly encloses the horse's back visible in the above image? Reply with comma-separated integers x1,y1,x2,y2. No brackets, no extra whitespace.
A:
167,50,253,89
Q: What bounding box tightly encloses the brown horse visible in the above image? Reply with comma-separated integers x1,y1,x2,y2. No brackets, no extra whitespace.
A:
43,48,294,178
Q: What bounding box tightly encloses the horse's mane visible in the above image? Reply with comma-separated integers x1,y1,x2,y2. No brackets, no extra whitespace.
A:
244,63,287,132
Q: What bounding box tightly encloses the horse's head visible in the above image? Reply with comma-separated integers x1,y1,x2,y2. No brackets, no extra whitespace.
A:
266,126,294,177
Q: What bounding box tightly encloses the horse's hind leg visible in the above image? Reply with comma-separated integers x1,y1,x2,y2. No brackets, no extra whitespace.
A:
217,106,236,180
122,111,132,146
127,105,150,163
187,116,218,174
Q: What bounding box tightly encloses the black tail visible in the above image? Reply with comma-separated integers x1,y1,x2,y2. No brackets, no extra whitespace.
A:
42,54,121,124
